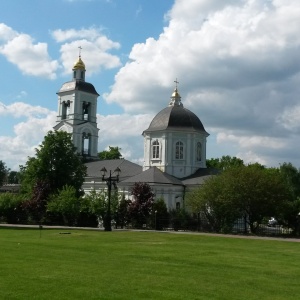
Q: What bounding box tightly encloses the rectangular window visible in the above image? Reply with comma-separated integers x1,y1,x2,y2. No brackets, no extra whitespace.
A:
152,141,159,159
175,141,183,159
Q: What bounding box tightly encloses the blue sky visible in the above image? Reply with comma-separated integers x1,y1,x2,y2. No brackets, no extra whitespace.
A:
1,0,300,171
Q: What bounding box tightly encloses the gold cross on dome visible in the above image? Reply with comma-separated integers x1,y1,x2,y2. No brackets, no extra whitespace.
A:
78,46,82,57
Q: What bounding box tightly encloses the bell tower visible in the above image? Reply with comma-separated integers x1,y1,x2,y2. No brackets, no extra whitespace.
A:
54,51,99,158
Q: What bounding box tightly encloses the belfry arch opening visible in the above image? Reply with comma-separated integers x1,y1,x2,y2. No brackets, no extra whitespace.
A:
83,102,90,121
82,132,91,156
61,100,70,120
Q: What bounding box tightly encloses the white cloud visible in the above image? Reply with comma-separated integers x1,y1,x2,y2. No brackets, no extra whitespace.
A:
217,132,285,150
0,102,153,170
52,28,104,43
236,151,267,166
0,102,51,118
0,102,56,170
279,105,300,133
51,27,121,75
0,23,18,41
0,23,58,79
97,113,153,164
103,0,300,167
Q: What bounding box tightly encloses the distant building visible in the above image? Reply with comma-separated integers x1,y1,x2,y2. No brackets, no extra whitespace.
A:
56,55,215,210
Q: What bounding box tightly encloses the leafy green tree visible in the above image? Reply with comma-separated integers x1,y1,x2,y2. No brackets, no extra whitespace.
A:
206,155,244,170
7,171,20,184
278,163,300,234
235,165,290,233
84,188,121,228
20,131,86,196
0,160,9,186
169,208,192,231
279,163,300,199
187,174,240,233
0,193,26,224
47,185,81,226
115,194,130,229
85,189,107,226
186,165,290,233
128,182,154,228
98,146,122,160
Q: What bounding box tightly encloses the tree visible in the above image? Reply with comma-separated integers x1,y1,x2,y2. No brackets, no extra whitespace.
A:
278,163,300,234
0,160,9,186
98,146,122,160
279,163,300,199
128,182,154,228
22,179,51,223
235,165,289,233
115,194,131,229
187,175,240,233
169,208,193,231
186,165,290,233
85,189,108,226
20,131,87,196
84,188,121,229
47,185,81,226
152,198,169,230
206,155,244,170
0,193,26,224
7,171,20,184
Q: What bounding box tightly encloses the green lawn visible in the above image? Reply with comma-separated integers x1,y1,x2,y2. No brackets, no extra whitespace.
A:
0,228,299,300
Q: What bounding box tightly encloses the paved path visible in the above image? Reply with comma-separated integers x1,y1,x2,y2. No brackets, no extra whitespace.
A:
1,223,299,242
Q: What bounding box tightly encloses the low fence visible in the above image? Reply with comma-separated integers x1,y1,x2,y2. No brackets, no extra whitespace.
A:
0,212,297,238
123,216,297,238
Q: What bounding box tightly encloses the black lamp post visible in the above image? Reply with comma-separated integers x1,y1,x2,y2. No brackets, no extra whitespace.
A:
100,166,121,231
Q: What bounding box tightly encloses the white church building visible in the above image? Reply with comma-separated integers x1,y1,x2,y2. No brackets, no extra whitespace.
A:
54,55,216,210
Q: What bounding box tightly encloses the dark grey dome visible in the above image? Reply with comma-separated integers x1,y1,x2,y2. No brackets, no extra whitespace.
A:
143,105,208,134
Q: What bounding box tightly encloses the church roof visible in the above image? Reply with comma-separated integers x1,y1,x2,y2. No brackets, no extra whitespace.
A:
143,105,208,134
181,168,219,186
57,80,99,95
84,159,217,188
143,86,208,135
85,159,142,181
120,167,184,186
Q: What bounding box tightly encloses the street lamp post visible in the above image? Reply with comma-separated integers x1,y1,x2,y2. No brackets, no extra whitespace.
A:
100,167,121,231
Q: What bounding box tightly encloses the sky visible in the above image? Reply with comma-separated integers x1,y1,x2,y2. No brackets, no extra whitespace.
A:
1,0,300,171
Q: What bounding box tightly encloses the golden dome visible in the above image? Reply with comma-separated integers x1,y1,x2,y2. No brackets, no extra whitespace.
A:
172,87,180,98
73,57,86,70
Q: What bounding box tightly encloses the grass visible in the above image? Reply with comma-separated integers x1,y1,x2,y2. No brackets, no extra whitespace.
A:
0,228,300,300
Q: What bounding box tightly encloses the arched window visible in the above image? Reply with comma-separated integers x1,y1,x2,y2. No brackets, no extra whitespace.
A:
175,141,184,159
196,142,202,161
152,140,160,159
